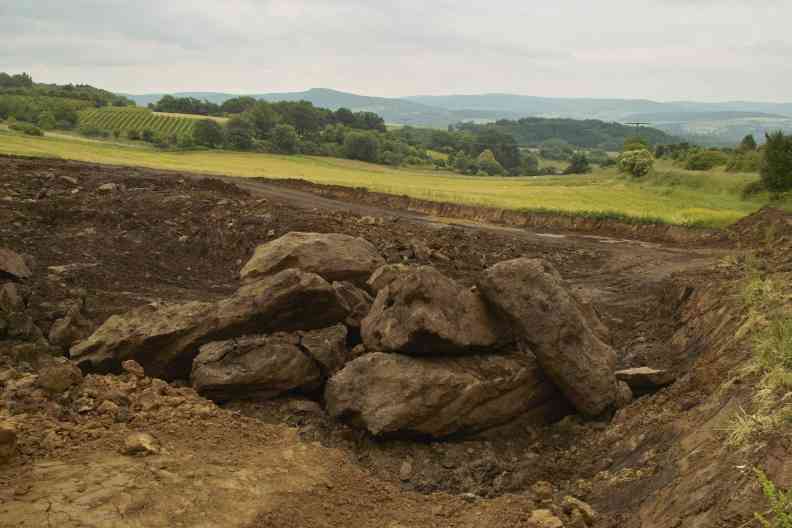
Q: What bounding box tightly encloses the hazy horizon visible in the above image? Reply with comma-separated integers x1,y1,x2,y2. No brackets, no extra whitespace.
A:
2,0,791,103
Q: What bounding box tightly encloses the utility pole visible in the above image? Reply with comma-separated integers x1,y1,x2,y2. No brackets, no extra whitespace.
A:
625,122,649,138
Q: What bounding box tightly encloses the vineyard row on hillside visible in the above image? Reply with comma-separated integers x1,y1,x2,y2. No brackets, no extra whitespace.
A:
79,108,196,135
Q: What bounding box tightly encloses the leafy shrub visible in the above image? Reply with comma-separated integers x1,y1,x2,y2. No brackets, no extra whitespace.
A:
298,140,322,155
10,121,43,136
623,136,649,152
521,153,540,175
126,129,141,141
755,468,792,528
37,110,56,130
586,149,610,165
617,149,654,177
478,157,505,175
761,131,792,193
564,152,591,174
141,128,156,143
741,180,766,199
728,151,762,173
685,149,729,171
539,139,575,161
78,125,109,138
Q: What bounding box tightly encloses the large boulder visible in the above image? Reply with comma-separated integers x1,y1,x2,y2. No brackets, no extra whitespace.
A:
240,232,385,288
325,351,567,437
191,333,322,401
477,258,619,417
361,266,502,356
0,248,32,281
71,269,349,380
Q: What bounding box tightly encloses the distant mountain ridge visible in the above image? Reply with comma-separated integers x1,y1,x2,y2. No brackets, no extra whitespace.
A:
124,88,792,145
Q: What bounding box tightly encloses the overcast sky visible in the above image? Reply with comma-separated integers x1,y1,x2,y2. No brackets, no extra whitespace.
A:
1,0,789,101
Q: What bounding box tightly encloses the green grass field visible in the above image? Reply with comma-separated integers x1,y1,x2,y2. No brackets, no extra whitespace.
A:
0,129,779,228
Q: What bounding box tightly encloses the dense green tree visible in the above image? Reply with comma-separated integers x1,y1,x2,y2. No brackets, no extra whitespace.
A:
334,107,356,126
0,72,33,88
192,119,224,148
520,153,540,175
150,95,221,116
539,138,575,161
564,152,591,174
244,101,280,139
37,110,56,130
760,131,792,193
738,134,758,152
352,111,386,132
225,116,255,150
344,131,380,162
473,128,521,172
221,96,257,114
272,124,299,154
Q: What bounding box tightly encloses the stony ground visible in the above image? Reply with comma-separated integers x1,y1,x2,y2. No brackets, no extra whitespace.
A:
1,155,790,527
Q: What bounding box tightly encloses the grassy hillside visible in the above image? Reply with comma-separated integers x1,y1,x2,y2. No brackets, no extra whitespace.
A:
0,129,774,228
79,107,198,136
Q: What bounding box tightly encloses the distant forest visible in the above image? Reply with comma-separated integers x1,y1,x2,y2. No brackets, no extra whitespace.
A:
455,118,677,151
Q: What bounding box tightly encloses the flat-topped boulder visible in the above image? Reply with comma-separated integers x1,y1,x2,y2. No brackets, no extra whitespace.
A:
71,269,349,380
192,324,351,401
325,351,567,438
191,333,322,401
361,266,503,356
478,258,619,417
240,232,385,288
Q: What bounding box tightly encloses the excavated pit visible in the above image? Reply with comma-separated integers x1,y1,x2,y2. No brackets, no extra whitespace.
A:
2,155,789,527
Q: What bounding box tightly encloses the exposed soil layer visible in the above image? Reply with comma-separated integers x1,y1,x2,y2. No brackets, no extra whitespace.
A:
1,155,789,527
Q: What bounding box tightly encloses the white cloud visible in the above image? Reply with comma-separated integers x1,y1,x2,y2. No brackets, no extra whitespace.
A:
0,0,790,101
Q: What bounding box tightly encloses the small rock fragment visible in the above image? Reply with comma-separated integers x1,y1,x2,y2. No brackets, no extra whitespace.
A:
531,480,555,501
529,509,564,528
97,183,120,193
399,460,413,481
615,367,675,391
122,360,146,378
36,360,83,393
123,432,160,456
563,496,597,526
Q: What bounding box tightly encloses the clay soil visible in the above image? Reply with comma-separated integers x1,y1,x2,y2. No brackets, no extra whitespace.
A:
1,155,789,527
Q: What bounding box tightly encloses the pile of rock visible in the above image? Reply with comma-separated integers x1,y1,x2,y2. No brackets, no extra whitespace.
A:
69,231,632,438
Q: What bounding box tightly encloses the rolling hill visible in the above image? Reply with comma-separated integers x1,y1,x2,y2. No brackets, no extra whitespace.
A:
125,88,792,144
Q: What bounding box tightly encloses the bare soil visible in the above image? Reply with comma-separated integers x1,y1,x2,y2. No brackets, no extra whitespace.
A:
1,155,789,527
